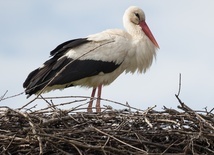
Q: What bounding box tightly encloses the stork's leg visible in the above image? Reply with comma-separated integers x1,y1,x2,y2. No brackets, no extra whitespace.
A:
87,87,96,112
96,84,102,112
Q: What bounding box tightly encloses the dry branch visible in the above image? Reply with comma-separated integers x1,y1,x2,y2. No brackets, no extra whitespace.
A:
0,96,213,155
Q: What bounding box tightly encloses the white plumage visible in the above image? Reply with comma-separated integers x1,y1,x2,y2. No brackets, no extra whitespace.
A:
23,6,159,112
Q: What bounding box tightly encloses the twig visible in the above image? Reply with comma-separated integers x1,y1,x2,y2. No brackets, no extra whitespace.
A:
17,111,43,155
103,136,110,148
209,107,214,114
0,134,16,154
144,117,153,128
48,141,73,155
91,126,148,154
0,91,24,102
143,105,157,115
157,119,180,126
177,73,182,96
176,94,214,130
161,139,179,155
40,95,147,112
0,90,8,102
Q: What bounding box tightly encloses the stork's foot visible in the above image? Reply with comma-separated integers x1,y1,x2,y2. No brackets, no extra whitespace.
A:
87,99,101,113
96,99,101,112
87,85,102,113
87,107,93,113
95,84,102,112
87,100,93,113
87,87,97,113
96,107,101,112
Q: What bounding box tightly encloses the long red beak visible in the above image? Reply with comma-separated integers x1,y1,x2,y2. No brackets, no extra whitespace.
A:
140,21,159,48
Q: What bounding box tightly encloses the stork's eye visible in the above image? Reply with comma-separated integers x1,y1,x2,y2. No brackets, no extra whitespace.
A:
134,13,140,20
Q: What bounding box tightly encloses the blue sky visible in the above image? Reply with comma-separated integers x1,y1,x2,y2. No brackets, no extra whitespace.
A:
1,1,214,111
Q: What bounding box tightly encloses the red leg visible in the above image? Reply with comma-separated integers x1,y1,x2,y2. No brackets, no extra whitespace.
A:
87,87,96,112
96,84,102,112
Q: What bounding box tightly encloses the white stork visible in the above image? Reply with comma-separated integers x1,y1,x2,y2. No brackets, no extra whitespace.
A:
23,6,159,112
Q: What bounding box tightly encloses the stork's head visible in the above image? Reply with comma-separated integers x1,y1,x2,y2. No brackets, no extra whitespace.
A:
123,6,159,48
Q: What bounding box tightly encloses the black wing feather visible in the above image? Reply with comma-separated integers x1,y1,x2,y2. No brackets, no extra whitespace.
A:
24,38,90,95
49,59,120,86
23,38,121,97
50,38,90,56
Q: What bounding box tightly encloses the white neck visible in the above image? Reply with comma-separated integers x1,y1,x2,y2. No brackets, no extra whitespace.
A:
123,18,145,39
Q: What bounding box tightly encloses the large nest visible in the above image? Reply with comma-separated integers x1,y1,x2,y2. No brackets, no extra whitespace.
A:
0,95,214,155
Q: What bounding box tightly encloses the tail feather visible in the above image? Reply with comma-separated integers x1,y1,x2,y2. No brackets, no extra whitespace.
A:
23,57,59,97
23,67,52,97
23,38,90,97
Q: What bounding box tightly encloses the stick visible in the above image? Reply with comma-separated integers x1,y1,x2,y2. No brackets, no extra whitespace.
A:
177,73,182,96
175,94,214,130
91,126,148,154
